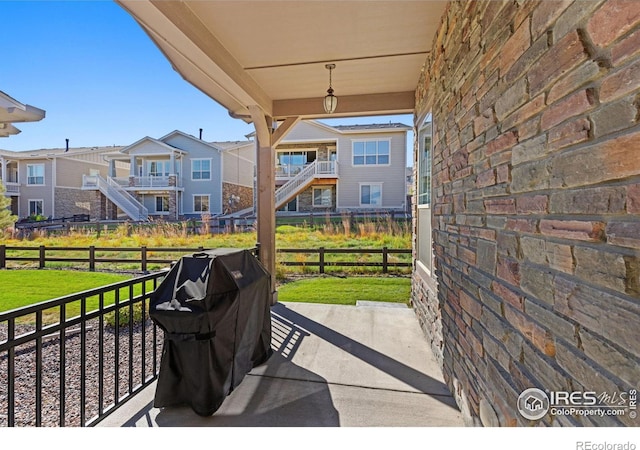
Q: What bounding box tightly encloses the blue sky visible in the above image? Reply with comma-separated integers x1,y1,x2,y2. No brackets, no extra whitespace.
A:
2,1,413,154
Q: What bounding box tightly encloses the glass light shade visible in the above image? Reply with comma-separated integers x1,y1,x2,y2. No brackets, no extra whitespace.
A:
323,92,338,114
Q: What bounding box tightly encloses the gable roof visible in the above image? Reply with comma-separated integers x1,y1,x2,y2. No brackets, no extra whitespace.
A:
159,129,223,152
0,90,46,137
119,136,186,155
210,140,254,152
331,123,411,132
246,119,410,140
0,145,124,160
0,123,21,138
0,90,46,124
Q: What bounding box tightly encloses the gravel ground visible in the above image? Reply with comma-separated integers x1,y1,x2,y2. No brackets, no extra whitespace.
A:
0,319,164,427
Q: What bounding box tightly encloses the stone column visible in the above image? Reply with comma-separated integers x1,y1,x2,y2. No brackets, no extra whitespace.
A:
93,191,106,220
168,175,177,220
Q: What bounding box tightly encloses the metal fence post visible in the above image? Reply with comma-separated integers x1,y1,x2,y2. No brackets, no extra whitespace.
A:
0,244,5,269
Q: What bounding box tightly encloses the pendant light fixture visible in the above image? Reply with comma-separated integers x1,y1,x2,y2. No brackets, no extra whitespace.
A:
323,64,338,114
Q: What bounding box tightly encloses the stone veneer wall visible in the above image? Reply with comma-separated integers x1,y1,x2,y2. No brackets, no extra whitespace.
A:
222,182,253,214
296,184,336,213
412,0,640,426
54,188,95,218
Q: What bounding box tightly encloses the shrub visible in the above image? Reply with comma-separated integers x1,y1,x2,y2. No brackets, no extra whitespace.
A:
276,225,299,234
104,302,148,327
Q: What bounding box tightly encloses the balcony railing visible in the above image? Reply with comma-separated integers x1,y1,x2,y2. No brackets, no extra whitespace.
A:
1,182,20,193
276,161,337,178
275,164,306,178
0,271,166,427
110,176,182,188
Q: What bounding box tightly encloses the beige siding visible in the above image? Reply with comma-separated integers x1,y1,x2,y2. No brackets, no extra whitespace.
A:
19,159,53,217
236,144,254,161
56,158,109,188
222,150,254,187
336,132,407,209
282,121,337,141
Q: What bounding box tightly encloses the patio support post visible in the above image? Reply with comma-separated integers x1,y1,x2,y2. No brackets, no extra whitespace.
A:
249,107,300,305
1,157,6,183
250,106,277,304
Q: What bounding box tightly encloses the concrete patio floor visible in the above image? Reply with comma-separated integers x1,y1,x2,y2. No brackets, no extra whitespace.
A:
98,301,464,427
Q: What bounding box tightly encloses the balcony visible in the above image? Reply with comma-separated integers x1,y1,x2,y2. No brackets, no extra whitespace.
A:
1,182,20,194
276,161,337,179
105,176,183,189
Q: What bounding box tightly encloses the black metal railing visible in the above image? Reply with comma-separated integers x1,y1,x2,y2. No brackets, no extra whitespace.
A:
0,271,167,427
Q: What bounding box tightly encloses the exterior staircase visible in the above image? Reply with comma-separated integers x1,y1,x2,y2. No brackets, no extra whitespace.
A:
275,160,337,209
82,174,149,221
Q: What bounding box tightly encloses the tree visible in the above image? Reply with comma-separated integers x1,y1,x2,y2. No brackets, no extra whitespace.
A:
0,181,17,229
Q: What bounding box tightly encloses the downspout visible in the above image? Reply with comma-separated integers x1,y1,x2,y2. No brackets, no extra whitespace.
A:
52,157,56,218
46,155,56,219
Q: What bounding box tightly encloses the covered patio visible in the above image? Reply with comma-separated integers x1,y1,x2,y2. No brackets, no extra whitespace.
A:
107,0,453,427
99,301,463,427
116,0,446,302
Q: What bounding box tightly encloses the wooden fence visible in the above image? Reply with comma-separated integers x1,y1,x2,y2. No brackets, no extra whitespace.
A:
0,245,411,274
278,247,411,274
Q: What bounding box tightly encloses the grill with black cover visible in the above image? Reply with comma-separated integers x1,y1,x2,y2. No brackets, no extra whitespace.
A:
149,248,272,416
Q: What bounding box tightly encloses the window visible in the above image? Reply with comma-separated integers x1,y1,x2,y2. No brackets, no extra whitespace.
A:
353,140,390,166
312,187,332,207
417,118,433,274
360,183,382,206
155,195,169,213
192,159,211,180
148,160,170,177
278,196,298,212
28,199,43,216
194,195,210,212
418,127,432,206
27,164,45,185
277,151,316,176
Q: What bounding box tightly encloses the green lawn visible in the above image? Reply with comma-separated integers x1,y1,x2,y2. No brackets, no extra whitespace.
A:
0,270,410,325
0,270,134,311
277,277,411,305
0,270,140,324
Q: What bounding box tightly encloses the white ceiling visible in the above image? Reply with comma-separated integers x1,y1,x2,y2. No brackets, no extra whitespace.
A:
117,0,446,120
